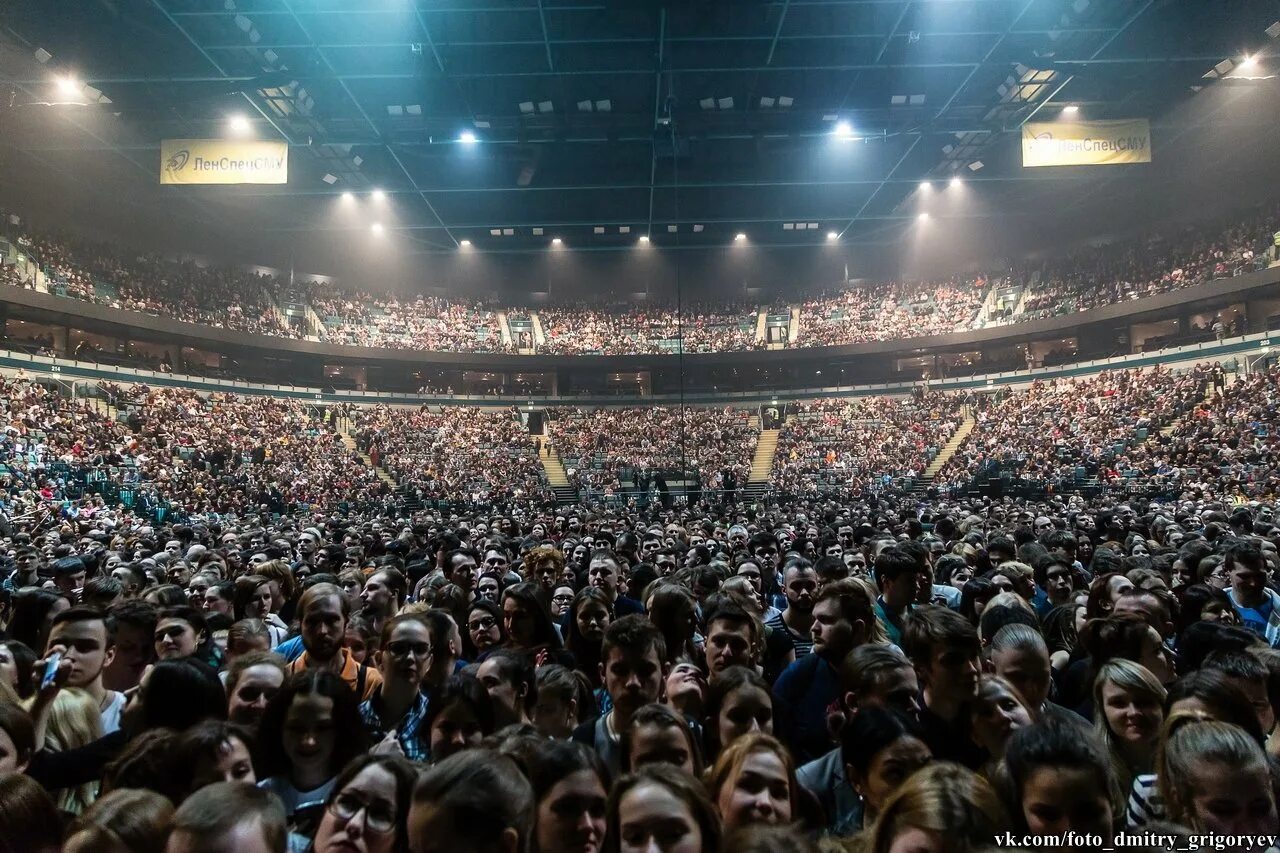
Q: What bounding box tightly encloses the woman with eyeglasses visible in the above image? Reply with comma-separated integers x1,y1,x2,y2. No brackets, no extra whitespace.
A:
310,754,418,853
465,599,505,662
360,614,433,761
550,585,576,620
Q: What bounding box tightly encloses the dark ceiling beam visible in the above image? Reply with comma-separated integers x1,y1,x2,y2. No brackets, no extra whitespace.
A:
765,0,791,66
263,208,1014,233
146,0,296,145
645,8,667,241
835,135,920,239
274,0,461,248
933,0,1037,119
536,0,555,71
23,54,1230,87
194,28,1117,50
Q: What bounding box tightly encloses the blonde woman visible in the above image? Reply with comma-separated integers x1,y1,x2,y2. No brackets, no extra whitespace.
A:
1157,712,1279,841
1091,659,1166,824
44,686,103,814
859,762,1008,853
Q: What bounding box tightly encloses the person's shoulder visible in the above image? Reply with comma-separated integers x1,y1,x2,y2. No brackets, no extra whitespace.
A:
571,718,597,746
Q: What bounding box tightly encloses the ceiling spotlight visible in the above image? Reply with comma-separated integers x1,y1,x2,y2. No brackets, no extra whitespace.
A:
1241,55,1258,70
638,235,650,244
734,233,747,242
371,223,385,235
551,237,562,246
371,189,386,201
340,192,354,202
919,181,932,191
917,212,930,221
460,130,478,144
459,239,472,248
950,176,963,188
228,114,251,135
833,120,854,138
56,75,80,96
1061,104,1080,115
827,231,839,241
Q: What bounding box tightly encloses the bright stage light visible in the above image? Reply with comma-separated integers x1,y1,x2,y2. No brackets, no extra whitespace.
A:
340,192,354,202
734,233,747,242
919,181,932,191
1241,55,1258,70
950,176,962,188
1061,104,1080,115
827,231,838,241
460,131,478,144
228,114,252,136
371,223,385,235
371,189,386,201
917,212,930,221
638,235,650,244
459,239,472,248
551,237,563,246
833,120,854,138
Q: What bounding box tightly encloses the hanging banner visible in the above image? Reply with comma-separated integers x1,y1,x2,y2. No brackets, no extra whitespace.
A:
1021,119,1151,168
160,139,288,185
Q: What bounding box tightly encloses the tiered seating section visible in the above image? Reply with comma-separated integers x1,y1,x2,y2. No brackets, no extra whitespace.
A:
772,394,965,497
935,366,1214,494
352,405,550,504
547,406,758,496
1,201,1275,356
7,363,1280,519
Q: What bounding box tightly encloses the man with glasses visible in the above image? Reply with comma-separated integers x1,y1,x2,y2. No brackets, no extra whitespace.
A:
359,613,432,760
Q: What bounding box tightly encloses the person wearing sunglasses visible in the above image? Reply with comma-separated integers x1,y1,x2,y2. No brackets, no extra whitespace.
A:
360,614,433,761
311,754,418,853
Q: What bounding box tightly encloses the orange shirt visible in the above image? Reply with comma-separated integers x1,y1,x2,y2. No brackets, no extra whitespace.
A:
288,648,382,702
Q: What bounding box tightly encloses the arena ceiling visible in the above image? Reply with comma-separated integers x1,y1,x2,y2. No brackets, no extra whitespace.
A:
2,0,1280,270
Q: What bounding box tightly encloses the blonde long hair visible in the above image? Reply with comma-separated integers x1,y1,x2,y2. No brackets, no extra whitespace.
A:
45,687,103,814
1092,659,1167,795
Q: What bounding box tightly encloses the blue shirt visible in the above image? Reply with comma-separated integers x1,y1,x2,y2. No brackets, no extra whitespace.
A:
272,635,305,663
359,690,430,762
772,652,840,764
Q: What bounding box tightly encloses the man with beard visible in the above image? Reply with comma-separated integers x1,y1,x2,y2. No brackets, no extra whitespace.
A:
287,582,381,701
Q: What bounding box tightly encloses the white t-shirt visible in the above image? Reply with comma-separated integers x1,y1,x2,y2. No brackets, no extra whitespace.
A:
100,691,126,735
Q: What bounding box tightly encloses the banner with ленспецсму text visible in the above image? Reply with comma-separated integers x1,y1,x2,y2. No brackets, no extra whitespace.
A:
1021,118,1151,168
160,139,288,185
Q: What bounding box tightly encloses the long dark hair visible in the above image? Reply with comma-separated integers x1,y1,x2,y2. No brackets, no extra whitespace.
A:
256,670,367,781
134,658,227,733
566,587,611,687
502,581,562,652
5,587,68,652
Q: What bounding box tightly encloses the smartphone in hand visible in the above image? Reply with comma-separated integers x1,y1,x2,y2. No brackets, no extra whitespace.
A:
41,652,61,689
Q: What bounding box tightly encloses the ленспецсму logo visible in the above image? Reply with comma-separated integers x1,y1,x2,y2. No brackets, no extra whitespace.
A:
165,149,190,172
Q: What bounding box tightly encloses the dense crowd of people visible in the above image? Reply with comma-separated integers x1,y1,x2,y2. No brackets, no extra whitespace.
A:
3,372,1280,850
935,366,1219,496
308,284,511,353
774,394,966,499
6,230,297,338
539,303,758,355
352,405,552,506
548,406,759,499
799,279,989,347
4,200,1275,361
1018,204,1278,320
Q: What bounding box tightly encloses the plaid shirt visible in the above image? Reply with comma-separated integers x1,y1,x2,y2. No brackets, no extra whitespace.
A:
359,690,430,763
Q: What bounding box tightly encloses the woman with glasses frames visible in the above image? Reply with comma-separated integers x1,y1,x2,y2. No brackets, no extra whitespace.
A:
360,614,433,762
550,584,576,620
464,599,505,663
311,754,418,853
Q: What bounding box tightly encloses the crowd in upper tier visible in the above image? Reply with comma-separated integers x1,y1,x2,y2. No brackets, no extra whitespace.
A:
2,200,1276,358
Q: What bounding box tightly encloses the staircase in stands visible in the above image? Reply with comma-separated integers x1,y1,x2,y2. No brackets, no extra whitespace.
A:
743,427,781,501
910,413,977,495
538,442,579,505
335,426,397,487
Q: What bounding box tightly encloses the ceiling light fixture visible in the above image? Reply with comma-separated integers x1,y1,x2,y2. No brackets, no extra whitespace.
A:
1061,104,1080,114
371,189,386,201
734,233,747,242
919,181,932,191
460,130,478,144
827,231,839,241
833,120,854,138
228,114,251,135
371,223,385,235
